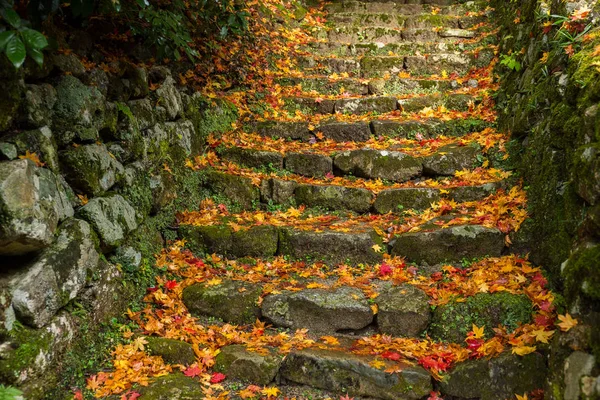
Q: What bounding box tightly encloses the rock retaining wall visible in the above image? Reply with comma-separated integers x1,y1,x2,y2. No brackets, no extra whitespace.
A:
0,55,237,397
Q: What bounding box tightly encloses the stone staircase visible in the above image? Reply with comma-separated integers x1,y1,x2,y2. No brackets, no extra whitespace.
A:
114,1,550,399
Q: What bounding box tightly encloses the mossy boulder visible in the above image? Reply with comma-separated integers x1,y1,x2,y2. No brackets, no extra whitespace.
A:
294,184,373,213
285,96,335,114
182,280,262,325
205,171,259,210
215,345,283,385
423,143,480,176
5,127,59,172
429,292,533,343
278,227,384,265
574,144,600,205
59,143,125,196
19,83,57,129
439,351,546,400
260,178,298,204
285,152,332,177
146,337,196,365
391,224,504,265
280,348,432,400
449,182,503,203
77,194,138,250
255,121,311,140
0,65,24,132
377,284,431,337
562,244,600,303
261,286,373,333
137,373,204,399
153,76,183,121
334,149,422,182
373,188,441,213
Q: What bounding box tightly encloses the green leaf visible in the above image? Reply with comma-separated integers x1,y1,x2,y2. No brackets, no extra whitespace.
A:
21,29,48,50
1,8,21,29
136,0,150,7
27,47,44,66
5,35,26,68
0,31,15,50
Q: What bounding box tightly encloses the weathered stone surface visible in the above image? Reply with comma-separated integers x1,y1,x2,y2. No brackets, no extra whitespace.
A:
439,352,546,400
575,145,600,205
0,160,60,255
280,349,432,400
255,121,311,140
334,96,397,114
371,119,440,138
404,54,471,75
127,98,156,130
285,152,332,177
422,144,479,176
429,292,533,342
60,143,124,196
563,351,596,400
20,84,57,129
50,53,86,77
262,286,373,333
205,171,259,210
449,182,502,203
334,149,422,182
78,194,138,250
182,280,261,325
11,218,99,328
215,345,283,384
391,224,504,264
146,337,197,365
440,28,476,38
0,142,17,160
6,127,59,172
154,76,183,120
278,227,383,265
373,188,441,213
220,147,283,169
137,373,205,399
318,122,372,142
260,178,298,204
294,184,373,213
37,167,74,223
377,284,430,337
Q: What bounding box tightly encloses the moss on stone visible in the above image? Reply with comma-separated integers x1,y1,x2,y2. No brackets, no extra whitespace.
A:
563,245,600,302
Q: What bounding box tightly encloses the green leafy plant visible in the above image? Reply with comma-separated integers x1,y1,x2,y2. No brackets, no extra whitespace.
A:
499,53,522,71
0,384,23,400
0,6,48,68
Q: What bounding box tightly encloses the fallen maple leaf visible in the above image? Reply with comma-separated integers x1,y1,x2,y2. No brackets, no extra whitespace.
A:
557,313,578,332
471,324,485,339
372,244,383,253
184,364,203,378
511,345,537,356
164,280,178,290
19,150,45,167
210,372,226,384
73,389,84,400
379,263,392,276
261,386,280,398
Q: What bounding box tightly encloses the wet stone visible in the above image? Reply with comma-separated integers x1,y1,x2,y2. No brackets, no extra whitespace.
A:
261,286,373,334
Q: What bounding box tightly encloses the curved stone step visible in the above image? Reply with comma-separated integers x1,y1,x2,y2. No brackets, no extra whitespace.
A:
370,117,492,139
326,1,475,16
391,223,505,264
280,348,433,400
322,26,476,45
328,13,467,30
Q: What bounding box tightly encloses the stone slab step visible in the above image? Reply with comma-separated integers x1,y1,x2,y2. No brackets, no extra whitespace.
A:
302,40,486,57
280,348,433,400
179,221,384,265
391,223,505,265
325,1,475,16
328,12,484,30
283,93,478,116
320,26,476,46
275,75,461,96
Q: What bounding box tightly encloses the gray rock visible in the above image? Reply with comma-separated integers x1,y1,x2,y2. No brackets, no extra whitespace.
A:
318,122,372,142
215,345,283,384
154,76,183,120
20,84,57,129
294,184,373,213
113,246,142,268
262,286,373,333
391,224,504,264
377,284,430,337
37,167,75,222
137,373,205,399
220,147,283,169
422,144,480,176
334,149,422,182
260,178,298,204
78,194,138,250
564,352,596,400
439,352,546,400
11,219,99,327
278,227,383,265
50,53,86,77
0,160,59,255
205,171,259,210
450,182,502,202
0,142,17,160
374,188,441,213
255,121,311,140
334,96,398,114
146,337,197,365
6,126,59,172
280,348,432,400
127,98,156,130
60,143,124,196
285,152,332,177
182,280,261,325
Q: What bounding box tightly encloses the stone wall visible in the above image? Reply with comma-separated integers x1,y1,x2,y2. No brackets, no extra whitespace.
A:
0,53,237,397
492,0,600,398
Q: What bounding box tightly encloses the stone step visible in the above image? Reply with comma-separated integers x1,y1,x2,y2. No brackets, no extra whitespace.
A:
253,117,492,142
319,26,476,46
283,93,478,115
325,1,477,16
328,12,484,30
275,75,461,96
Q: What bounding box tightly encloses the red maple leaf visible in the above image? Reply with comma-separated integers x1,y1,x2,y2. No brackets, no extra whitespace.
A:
210,372,226,384
184,364,203,378
381,351,402,361
428,391,444,400
73,390,84,400
164,280,178,290
379,263,393,276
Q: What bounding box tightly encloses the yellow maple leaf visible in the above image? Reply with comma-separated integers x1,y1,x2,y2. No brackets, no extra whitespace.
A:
206,278,222,286
370,359,386,369
372,244,383,253
516,394,528,400
531,329,554,344
77,194,89,206
320,336,339,345
261,386,280,398
371,304,378,315
472,324,485,339
557,313,578,332
19,150,45,167
511,345,536,356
